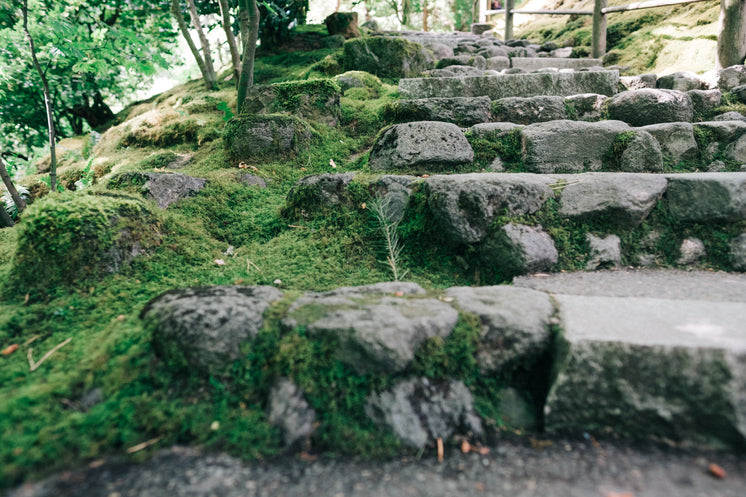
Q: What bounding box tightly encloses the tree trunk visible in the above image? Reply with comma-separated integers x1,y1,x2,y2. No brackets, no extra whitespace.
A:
0,204,14,228
171,0,216,90
218,0,241,85
718,0,746,68
22,0,56,192
237,0,260,112
0,155,26,214
185,0,217,88
423,1,429,31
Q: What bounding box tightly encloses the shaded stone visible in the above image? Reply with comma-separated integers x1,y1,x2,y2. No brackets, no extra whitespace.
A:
656,71,706,91
240,174,267,188
142,285,284,372
486,56,510,71
718,65,746,91
333,71,383,93
714,111,746,122
619,73,657,90
688,89,722,116
471,23,493,35
365,378,483,448
733,84,746,104
324,12,360,39
241,80,341,126
510,57,603,71
268,379,316,448
677,237,706,265
224,115,312,161
640,123,698,163
607,89,693,126
498,387,539,431
492,96,567,124
730,233,746,271
142,173,207,209
619,130,664,173
385,97,492,127
342,36,432,79
482,223,558,276
368,175,416,223
565,93,606,121
436,55,486,70
694,120,746,143
665,173,746,222
585,233,621,270
285,173,357,213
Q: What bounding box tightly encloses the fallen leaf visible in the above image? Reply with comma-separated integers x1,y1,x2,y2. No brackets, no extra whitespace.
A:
439,296,454,302
361,202,366,210
330,159,337,168
2,344,19,356
461,440,471,453
421,174,430,178
394,291,404,297
709,463,726,479
116,315,126,321
299,451,317,462
478,446,490,455
437,437,444,463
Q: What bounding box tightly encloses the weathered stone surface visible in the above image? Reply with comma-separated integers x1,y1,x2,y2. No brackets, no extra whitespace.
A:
343,36,432,78
733,84,746,104
444,286,553,373
324,11,360,39
241,80,341,126
714,111,746,122
426,65,484,77
386,97,492,127
619,74,657,90
368,121,474,172
656,71,706,91
510,57,603,71
365,378,483,448
726,133,746,162
224,115,312,161
730,233,746,271
687,89,722,116
585,234,621,270
398,71,620,100
498,387,539,430
468,122,521,137
424,42,454,60
492,96,567,124
521,120,632,173
142,173,207,209
718,65,746,91
619,130,664,173
436,55,486,70
478,46,509,59
268,379,316,447
545,294,746,448
285,173,357,212
640,123,698,163
558,173,668,227
284,282,457,373
677,237,706,265
142,286,284,372
333,71,383,93
694,120,746,143
606,89,694,126
368,175,416,223
482,223,558,276
565,93,606,121
426,173,553,244
665,173,746,222
485,56,510,71
471,22,492,35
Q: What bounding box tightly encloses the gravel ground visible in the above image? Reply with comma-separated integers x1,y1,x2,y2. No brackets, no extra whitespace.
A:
8,436,746,497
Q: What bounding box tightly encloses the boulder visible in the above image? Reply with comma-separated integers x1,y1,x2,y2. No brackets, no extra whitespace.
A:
664,172,746,222
485,56,511,71
606,89,694,126
617,130,664,173
223,115,313,161
284,173,357,215
619,74,657,91
640,123,699,163
324,12,360,39
333,71,383,94
240,174,267,188
471,23,493,35
141,285,283,372
656,71,706,91
368,121,474,172
565,93,606,121
143,173,207,209
283,282,458,373
585,233,621,270
482,223,558,277
426,173,553,244
687,89,722,116
384,97,492,127
241,80,341,126
444,286,554,373
365,378,483,448
714,111,746,122
426,65,484,77
558,173,668,227
732,84,746,104
342,36,432,79
718,65,746,91
478,46,509,58
368,175,416,223
492,96,567,124
268,379,316,447
730,233,746,271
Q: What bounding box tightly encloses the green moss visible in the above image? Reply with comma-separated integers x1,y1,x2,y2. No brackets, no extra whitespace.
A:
603,131,637,171
223,114,315,162
135,151,178,170
342,36,430,79
465,127,524,168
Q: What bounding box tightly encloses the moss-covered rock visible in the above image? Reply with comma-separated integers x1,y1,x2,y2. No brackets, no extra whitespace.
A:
342,36,433,79
10,192,161,290
223,114,313,162
241,79,342,126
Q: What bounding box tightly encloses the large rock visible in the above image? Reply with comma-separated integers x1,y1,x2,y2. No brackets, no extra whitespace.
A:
718,65,746,91
109,172,208,209
426,173,553,244
617,130,664,173
223,115,312,161
492,96,567,124
545,294,746,449
365,378,483,448
585,233,621,270
342,36,432,78
606,89,694,126
367,174,416,223
142,286,284,372
368,121,474,172
558,173,668,227
384,97,492,127
284,173,357,214
521,120,631,173
482,223,558,277
565,93,606,121
444,286,554,373
283,282,458,373
436,55,486,70
687,89,722,116
664,172,746,222
640,123,699,163
656,71,706,91
324,12,360,39
241,80,342,126
398,71,620,100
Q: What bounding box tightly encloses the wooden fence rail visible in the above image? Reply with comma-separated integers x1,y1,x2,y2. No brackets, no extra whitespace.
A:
479,0,744,69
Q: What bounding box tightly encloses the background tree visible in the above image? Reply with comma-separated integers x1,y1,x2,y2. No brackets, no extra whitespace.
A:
172,0,217,89
237,0,260,107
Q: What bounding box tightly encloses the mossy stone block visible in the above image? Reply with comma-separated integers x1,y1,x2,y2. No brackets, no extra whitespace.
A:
342,36,432,79
223,114,313,161
241,79,342,126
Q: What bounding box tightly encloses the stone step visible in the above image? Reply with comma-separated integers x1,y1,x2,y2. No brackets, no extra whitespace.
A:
510,57,603,71
399,71,620,100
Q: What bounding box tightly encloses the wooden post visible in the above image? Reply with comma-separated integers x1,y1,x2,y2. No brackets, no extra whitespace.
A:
592,0,608,58
478,0,488,22
718,0,746,68
505,0,514,41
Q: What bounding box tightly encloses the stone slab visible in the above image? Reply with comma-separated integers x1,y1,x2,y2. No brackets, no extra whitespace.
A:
664,172,746,222
510,57,603,70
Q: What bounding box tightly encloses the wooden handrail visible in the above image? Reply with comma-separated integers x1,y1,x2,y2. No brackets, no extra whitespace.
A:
602,0,710,13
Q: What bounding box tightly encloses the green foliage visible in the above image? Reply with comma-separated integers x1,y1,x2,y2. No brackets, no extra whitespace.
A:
368,194,408,281
217,101,234,122
465,127,523,168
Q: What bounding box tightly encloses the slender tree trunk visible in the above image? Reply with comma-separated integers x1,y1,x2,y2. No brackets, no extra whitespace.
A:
185,0,217,87
22,0,57,192
718,0,746,68
218,0,241,84
423,1,429,31
237,0,260,111
0,155,27,214
171,0,216,90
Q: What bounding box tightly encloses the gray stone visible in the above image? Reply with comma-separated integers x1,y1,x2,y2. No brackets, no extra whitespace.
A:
498,387,539,431
398,71,620,100
718,65,746,91
640,123,698,163
687,89,722,116
141,173,207,209
469,122,521,137
485,56,510,71
142,286,284,372
708,160,727,172
268,379,316,448
521,120,632,173
368,121,474,172
545,293,746,448
368,175,416,223
492,96,567,125
732,84,746,104
726,133,746,162
444,286,553,374
425,42,454,60
240,174,267,188
665,172,746,222
482,223,558,276
677,237,706,265
242,82,341,126
427,65,484,77
333,71,383,93
619,73,657,90
510,57,603,71
695,120,746,142
558,173,668,227
565,93,606,121
388,97,492,127
426,173,553,244
284,283,457,373
656,71,706,91
471,23,493,35
606,89,694,126
365,378,483,448
730,233,746,271
436,55,486,70
342,36,432,78
714,111,746,122
585,233,621,270
619,130,664,173
478,46,509,58
551,47,574,58
285,173,357,210
224,115,312,161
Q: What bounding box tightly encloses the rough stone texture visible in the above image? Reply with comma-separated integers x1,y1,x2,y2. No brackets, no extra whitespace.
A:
640,123,699,163
427,65,484,77
733,84,746,104
585,234,621,270
468,122,521,137
714,111,746,122
664,172,746,222
482,223,558,277
387,97,492,127
141,286,284,372
444,286,553,373
368,175,416,223
558,173,668,227
284,283,457,373
731,233,746,271
224,115,312,161
436,55,486,70
324,11,360,39
333,71,383,93
268,379,316,448
498,387,540,431
425,42,454,60
694,119,746,143
619,130,664,173
368,121,474,172
343,36,432,78
285,173,357,211
619,74,657,90
656,71,706,91
726,133,746,162
471,23,492,35
565,93,606,121
687,89,722,116
606,89,694,126
485,56,510,71
677,237,706,265
141,173,207,209
492,96,567,124
426,173,553,244
365,378,483,448
545,293,746,449
718,65,746,91
398,71,620,100
241,82,341,126
510,57,603,71
521,120,632,173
